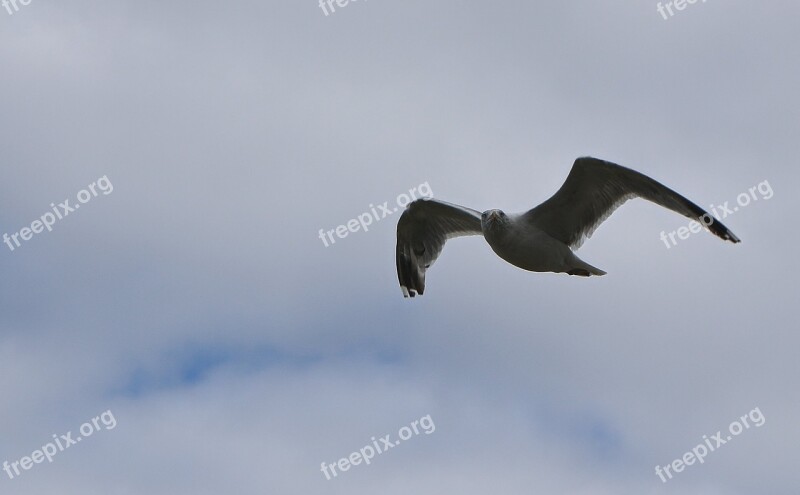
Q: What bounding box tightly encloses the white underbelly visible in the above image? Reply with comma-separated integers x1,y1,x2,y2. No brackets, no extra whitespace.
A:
485,231,572,273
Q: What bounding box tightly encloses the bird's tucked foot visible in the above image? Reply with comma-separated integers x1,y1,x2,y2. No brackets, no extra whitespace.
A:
567,268,592,276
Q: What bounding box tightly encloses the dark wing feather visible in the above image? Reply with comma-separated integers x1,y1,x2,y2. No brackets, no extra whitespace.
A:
523,157,741,248
396,198,483,297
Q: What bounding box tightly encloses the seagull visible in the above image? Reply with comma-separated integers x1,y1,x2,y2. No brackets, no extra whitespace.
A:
395,157,740,297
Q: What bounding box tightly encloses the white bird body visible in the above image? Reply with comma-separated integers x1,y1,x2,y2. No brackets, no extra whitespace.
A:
482,212,603,275
395,157,740,297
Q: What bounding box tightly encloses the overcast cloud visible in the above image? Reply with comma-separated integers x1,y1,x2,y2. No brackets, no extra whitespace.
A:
1,1,798,493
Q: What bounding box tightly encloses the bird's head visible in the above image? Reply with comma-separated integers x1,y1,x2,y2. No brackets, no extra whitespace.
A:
481,209,509,231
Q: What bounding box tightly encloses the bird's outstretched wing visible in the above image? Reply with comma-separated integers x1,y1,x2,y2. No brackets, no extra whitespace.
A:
396,198,483,297
522,157,741,249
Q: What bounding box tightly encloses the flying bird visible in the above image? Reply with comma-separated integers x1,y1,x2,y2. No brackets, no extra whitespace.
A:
395,157,740,297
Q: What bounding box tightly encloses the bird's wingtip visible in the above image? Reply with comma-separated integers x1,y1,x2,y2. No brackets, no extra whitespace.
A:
400,285,421,298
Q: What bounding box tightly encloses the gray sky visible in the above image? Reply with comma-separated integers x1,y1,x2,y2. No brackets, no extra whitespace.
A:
1,1,798,493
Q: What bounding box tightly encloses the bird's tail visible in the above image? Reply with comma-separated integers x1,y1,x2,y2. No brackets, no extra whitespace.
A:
567,259,607,277
588,265,607,276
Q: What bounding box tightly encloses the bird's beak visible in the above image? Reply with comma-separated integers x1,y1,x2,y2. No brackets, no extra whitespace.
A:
488,211,499,220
